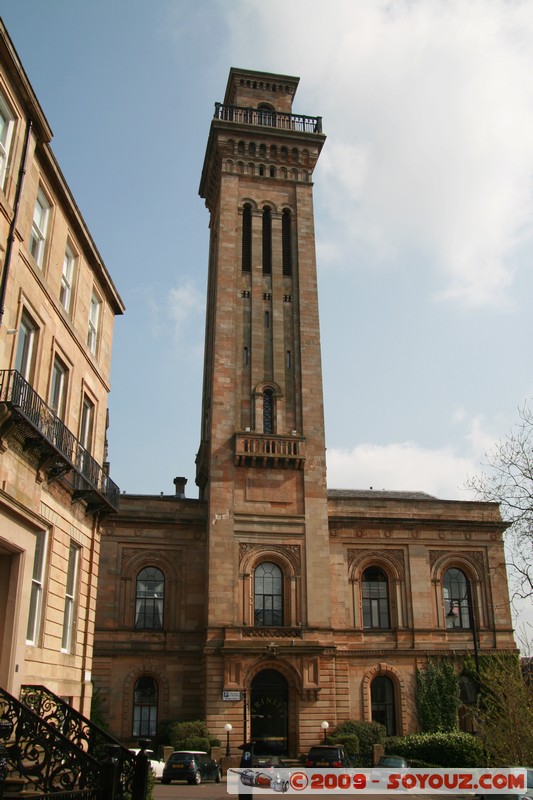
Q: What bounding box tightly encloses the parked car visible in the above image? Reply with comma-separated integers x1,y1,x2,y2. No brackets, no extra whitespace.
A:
477,768,533,800
306,745,351,768
161,750,222,785
376,755,409,768
129,748,165,779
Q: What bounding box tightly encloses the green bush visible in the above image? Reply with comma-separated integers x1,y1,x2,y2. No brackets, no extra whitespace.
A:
415,659,461,732
328,733,359,758
167,720,219,753
332,721,386,763
384,731,484,767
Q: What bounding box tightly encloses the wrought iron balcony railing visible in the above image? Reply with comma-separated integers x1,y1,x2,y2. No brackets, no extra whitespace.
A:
0,369,120,515
234,432,305,469
214,103,322,134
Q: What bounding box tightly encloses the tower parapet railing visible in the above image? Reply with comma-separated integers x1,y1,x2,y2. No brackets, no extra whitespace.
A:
234,431,305,469
214,103,322,134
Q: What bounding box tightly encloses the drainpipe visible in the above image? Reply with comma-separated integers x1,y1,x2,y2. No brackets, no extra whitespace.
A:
80,512,99,717
0,118,33,326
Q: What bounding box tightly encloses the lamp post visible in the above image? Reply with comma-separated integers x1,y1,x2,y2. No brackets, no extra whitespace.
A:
321,721,329,743
224,723,232,757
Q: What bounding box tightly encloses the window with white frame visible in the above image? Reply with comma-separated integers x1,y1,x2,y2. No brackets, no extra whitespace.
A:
29,188,50,267
61,542,80,652
60,246,75,313
87,291,101,355
0,92,15,190
26,530,48,645
49,355,68,419
14,311,37,381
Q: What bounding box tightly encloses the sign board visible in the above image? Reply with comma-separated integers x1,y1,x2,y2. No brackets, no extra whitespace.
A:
223,690,241,701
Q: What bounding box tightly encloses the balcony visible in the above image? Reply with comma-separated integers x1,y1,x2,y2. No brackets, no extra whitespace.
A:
234,432,305,469
0,369,120,516
214,103,322,134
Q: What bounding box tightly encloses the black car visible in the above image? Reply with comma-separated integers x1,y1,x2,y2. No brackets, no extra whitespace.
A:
161,750,222,785
306,745,351,768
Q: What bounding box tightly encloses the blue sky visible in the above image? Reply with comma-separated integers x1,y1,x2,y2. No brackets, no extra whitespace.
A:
3,0,532,637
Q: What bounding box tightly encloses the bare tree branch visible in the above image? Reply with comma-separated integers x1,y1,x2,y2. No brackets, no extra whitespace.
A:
466,402,533,606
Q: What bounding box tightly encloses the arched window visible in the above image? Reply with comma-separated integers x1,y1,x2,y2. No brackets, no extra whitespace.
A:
132,676,158,737
262,207,272,275
444,568,471,629
362,567,390,629
282,210,292,276
254,562,283,626
242,203,252,272
263,389,274,434
371,675,396,735
135,567,164,630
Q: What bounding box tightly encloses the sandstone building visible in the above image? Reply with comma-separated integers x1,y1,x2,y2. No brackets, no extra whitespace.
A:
0,20,124,717
93,69,515,756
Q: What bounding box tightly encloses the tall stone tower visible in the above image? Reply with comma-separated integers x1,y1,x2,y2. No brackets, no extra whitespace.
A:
197,69,330,753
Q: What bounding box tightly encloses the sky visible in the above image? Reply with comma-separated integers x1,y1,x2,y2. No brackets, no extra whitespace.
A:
2,0,532,639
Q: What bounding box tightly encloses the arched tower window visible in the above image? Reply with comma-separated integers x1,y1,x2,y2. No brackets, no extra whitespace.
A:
242,203,252,272
135,566,164,630
254,562,283,626
371,675,396,735
262,206,272,274
263,389,274,433
362,567,390,629
132,675,158,737
282,209,292,276
444,568,471,629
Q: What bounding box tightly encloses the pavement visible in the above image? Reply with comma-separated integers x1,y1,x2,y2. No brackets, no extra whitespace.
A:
152,777,469,800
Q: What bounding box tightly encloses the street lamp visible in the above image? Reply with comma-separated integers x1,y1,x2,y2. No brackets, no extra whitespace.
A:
224,723,232,757
321,721,329,743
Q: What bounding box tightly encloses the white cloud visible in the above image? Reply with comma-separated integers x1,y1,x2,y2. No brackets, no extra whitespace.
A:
326,409,505,499
326,440,478,499
218,0,533,308
168,280,205,339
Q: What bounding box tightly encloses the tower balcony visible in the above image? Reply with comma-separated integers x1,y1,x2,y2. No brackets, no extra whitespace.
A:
0,369,120,516
234,431,305,469
214,103,322,134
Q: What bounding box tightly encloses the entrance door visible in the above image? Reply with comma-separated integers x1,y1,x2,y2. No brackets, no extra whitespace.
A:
0,548,16,688
250,669,288,755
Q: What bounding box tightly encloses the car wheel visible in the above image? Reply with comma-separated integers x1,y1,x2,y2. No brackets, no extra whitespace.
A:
161,779,170,785
194,770,202,785
215,768,222,783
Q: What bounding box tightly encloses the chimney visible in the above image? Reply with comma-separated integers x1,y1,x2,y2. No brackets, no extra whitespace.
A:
173,477,187,498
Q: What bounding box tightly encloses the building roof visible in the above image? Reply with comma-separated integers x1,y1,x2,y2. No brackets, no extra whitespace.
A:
327,488,437,501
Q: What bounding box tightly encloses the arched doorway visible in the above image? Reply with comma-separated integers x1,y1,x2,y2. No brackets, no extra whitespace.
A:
251,669,288,755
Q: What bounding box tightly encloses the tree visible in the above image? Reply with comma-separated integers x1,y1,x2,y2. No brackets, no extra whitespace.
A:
475,654,533,765
467,402,533,603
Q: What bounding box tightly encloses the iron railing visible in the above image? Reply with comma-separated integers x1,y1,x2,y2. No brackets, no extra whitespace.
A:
20,685,135,798
0,686,103,797
214,103,322,134
0,369,119,513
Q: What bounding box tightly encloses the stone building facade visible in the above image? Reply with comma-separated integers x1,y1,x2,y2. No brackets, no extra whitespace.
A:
0,20,124,716
93,69,515,756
